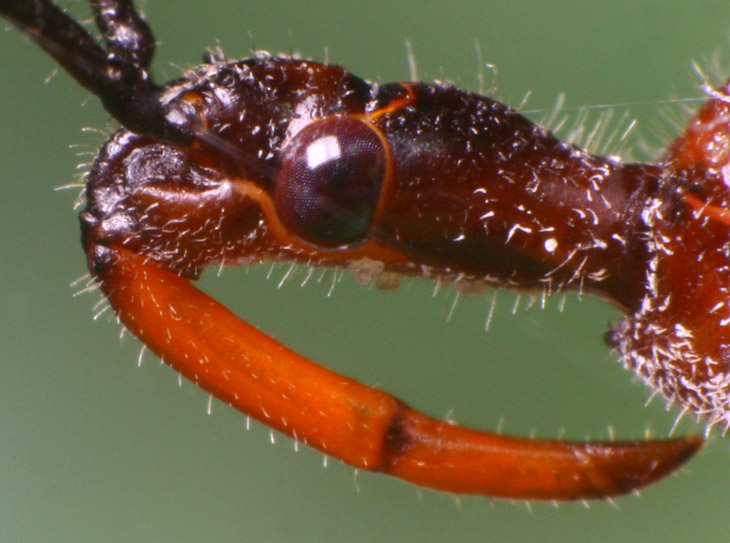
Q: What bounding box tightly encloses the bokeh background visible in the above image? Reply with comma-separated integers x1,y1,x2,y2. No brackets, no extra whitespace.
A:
2,1,730,541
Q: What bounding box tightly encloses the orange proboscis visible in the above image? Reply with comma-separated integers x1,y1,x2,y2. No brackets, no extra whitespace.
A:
97,245,700,500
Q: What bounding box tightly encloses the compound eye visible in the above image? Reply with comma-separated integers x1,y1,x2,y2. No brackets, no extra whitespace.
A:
274,117,386,246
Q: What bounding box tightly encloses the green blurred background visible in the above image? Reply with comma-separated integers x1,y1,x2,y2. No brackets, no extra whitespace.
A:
2,1,730,541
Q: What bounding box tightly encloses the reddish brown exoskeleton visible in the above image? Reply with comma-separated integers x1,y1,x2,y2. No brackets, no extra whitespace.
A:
10,0,730,501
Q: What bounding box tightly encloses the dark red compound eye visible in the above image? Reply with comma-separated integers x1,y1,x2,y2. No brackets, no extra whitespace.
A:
274,117,386,246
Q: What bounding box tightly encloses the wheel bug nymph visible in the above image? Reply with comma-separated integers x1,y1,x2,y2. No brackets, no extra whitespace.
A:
10,0,730,501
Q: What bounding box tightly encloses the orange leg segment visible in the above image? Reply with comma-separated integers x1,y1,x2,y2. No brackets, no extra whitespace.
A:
95,244,701,500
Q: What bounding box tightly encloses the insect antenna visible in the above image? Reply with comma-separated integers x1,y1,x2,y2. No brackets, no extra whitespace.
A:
0,0,190,144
